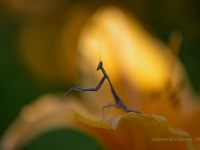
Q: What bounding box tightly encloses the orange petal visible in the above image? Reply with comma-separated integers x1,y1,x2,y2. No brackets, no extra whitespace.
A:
74,111,194,150
180,105,200,149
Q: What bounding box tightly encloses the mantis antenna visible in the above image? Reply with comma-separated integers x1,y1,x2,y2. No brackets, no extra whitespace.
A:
98,40,102,63
62,60,141,120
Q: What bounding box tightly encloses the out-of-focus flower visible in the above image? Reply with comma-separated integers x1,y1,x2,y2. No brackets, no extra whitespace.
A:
1,5,200,150
2,0,64,17
18,5,91,83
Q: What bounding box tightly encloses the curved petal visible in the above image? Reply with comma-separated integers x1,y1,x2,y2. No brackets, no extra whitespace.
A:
1,95,80,150
74,110,194,150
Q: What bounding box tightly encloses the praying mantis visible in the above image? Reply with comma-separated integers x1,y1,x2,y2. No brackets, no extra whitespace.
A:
63,61,141,119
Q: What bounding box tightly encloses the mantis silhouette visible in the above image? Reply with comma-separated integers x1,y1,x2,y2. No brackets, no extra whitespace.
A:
63,61,141,119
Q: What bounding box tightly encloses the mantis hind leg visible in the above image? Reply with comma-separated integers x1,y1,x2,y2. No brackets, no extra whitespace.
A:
119,101,141,114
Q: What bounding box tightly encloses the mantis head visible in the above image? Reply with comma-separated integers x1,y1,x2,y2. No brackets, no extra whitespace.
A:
97,61,103,71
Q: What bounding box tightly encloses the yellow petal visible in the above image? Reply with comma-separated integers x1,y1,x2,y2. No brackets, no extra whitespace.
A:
73,110,114,130
78,6,170,93
77,6,191,115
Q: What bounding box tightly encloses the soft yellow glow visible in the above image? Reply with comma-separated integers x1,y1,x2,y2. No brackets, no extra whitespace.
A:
78,6,170,91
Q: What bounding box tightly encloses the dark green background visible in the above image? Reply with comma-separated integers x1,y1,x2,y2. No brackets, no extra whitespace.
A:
1,0,200,149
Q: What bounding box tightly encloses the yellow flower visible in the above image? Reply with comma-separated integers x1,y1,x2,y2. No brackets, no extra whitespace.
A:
1,6,199,150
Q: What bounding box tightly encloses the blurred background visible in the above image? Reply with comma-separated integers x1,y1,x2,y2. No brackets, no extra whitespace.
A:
0,0,200,149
